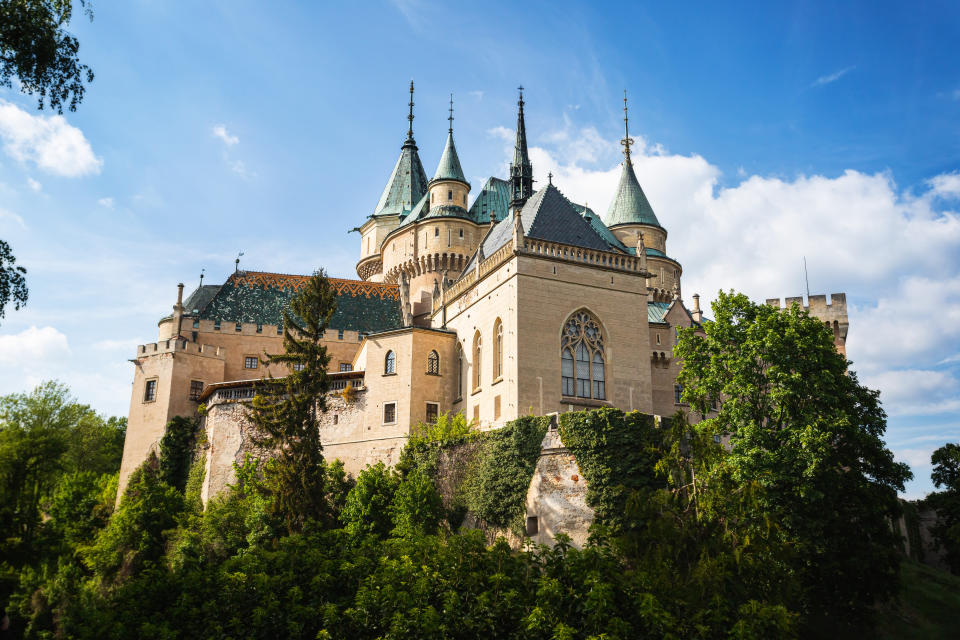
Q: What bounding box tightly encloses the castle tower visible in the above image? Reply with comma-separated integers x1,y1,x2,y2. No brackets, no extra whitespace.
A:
603,91,681,302
356,81,430,282
509,87,534,214
427,95,471,213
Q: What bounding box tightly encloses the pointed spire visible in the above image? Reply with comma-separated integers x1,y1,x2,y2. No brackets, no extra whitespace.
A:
373,82,429,217
510,86,534,212
432,93,468,184
604,90,661,229
621,89,634,165
404,79,416,146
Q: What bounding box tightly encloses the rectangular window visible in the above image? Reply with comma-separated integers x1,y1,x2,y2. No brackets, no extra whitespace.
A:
494,395,501,419
277,325,283,334
192,319,199,329
292,362,305,372
674,384,684,405
143,379,157,402
256,323,262,333
189,380,203,401
434,227,439,237
338,329,344,340
383,402,397,424
426,402,439,424
245,356,259,369
473,405,480,423
333,414,339,425
214,320,221,331
235,322,242,332
526,516,539,536
339,363,352,372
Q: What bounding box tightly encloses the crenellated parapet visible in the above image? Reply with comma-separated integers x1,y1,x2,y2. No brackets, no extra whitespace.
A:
766,293,849,355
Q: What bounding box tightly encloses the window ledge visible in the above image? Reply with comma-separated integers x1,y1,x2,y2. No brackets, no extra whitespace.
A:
382,372,397,377
561,396,610,408
471,387,482,396
491,376,503,386
454,396,463,404
425,372,441,377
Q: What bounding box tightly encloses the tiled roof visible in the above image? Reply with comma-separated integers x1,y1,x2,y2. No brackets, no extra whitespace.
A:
572,203,628,252
432,131,468,185
604,160,661,229
468,177,511,223
648,301,671,323
192,272,402,333
183,285,220,315
372,141,429,218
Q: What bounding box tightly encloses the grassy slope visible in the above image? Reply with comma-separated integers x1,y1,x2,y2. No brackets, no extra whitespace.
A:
876,560,960,640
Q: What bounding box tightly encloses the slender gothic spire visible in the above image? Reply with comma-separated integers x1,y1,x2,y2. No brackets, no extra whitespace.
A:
510,86,534,212
621,89,634,164
448,93,454,133
404,79,415,146
604,89,660,228
373,82,429,216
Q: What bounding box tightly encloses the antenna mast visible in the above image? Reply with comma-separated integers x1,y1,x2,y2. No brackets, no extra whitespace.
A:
803,256,810,300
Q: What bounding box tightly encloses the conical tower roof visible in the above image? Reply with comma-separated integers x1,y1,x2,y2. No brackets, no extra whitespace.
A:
603,91,661,229
373,82,429,217
431,94,468,185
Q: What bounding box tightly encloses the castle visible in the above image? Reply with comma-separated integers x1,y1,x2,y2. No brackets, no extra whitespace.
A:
118,85,849,529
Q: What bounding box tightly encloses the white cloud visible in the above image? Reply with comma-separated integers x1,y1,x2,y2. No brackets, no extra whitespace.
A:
860,368,960,416
212,124,239,146
0,326,70,364
811,66,856,87
0,100,102,176
0,207,25,228
27,177,41,192
230,159,255,179
897,447,936,469
97,197,114,209
92,338,140,353
929,172,960,198
488,126,513,142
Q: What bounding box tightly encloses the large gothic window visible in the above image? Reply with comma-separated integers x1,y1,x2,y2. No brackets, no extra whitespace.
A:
561,310,606,400
493,318,503,380
427,350,440,375
473,331,482,390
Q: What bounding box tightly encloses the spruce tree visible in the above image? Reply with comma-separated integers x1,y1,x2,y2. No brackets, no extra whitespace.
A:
247,270,336,532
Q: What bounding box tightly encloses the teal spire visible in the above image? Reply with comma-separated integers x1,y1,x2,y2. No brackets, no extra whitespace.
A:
603,90,660,228
432,94,468,185
373,81,429,217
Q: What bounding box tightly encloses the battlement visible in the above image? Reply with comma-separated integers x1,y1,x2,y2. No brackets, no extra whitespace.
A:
766,293,847,321
136,338,227,360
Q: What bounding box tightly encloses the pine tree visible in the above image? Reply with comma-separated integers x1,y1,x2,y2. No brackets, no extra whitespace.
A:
247,270,336,532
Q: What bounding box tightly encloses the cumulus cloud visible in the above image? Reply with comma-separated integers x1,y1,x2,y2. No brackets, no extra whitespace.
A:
212,124,239,146
861,368,960,416
811,66,856,87
0,100,102,176
929,172,960,198
0,326,70,364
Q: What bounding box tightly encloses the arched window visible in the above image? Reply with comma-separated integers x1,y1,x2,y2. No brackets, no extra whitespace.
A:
456,343,464,399
427,350,440,375
493,318,503,380
384,350,396,374
561,310,606,400
472,331,482,390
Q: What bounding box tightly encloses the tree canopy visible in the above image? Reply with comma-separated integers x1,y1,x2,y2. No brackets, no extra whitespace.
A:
0,239,28,322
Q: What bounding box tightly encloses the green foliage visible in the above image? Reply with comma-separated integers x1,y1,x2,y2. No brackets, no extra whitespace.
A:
923,443,960,574
247,270,336,532
0,238,28,320
876,560,960,640
557,408,664,533
390,470,444,538
931,442,960,491
675,290,913,634
47,470,116,547
158,415,199,492
0,0,94,112
341,462,398,537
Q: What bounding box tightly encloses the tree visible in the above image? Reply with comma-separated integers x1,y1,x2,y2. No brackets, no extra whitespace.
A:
924,443,960,574
247,270,336,532
390,470,444,538
341,462,398,538
675,291,912,635
0,0,94,113
932,443,960,491
0,239,28,322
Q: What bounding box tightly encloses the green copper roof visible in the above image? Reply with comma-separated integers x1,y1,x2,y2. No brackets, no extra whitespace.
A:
432,131,468,185
648,301,671,323
194,272,402,334
373,142,429,217
604,160,661,228
469,177,511,223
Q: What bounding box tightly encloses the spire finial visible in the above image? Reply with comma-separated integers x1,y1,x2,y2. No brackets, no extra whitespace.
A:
548,171,553,185
407,80,415,141
518,85,524,107
448,93,454,134
621,89,634,164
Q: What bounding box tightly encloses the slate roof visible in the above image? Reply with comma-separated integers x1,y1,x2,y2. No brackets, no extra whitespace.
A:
183,285,220,315
187,272,402,333
572,203,628,252
372,140,429,218
432,131,468,185
468,177,511,223
604,160,661,229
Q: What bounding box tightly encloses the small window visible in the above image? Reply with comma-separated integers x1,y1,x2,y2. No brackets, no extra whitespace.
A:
338,329,344,340
463,194,467,205
459,229,463,238
427,350,440,375
256,323,262,333
656,333,661,345
434,227,439,237
426,402,439,424
277,325,282,335
189,380,203,401
245,356,259,369
713,434,721,444
447,189,453,200
383,402,397,424
292,362,305,372
333,414,339,425
674,384,684,405
339,363,352,372
192,319,199,329
431,192,435,203
143,379,157,402
235,322,242,332
526,516,539,536
473,405,479,423
214,320,221,331
385,350,396,374
494,395,501,419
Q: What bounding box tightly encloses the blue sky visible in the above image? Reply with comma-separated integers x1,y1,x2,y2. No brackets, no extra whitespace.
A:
0,1,958,497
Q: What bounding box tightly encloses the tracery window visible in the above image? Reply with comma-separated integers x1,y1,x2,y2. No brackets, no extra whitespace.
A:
472,331,482,390
427,350,440,375
385,350,396,374
561,310,606,400
493,318,503,380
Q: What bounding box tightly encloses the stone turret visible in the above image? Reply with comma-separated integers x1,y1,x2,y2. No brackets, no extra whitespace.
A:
427,94,471,212
766,293,849,356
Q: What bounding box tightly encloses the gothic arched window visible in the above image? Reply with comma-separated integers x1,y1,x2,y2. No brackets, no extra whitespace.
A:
456,343,464,399
385,350,396,374
493,318,503,380
427,350,440,375
561,310,606,400
472,331,482,390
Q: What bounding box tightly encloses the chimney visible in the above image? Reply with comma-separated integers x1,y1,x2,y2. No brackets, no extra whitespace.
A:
172,283,186,338
691,293,702,323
